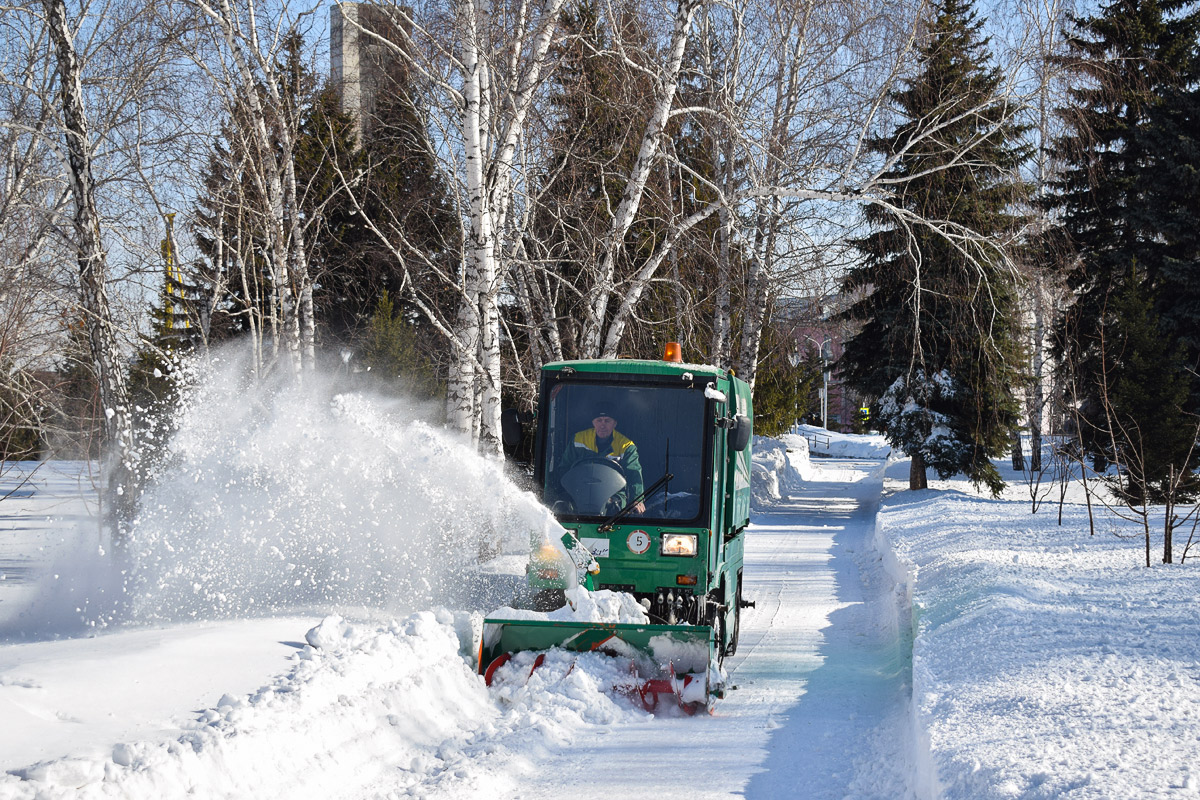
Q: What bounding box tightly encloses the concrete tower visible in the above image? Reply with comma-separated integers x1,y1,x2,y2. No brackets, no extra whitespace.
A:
330,3,406,139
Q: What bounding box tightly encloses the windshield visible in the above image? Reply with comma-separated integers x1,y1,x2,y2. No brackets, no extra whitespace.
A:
539,378,710,522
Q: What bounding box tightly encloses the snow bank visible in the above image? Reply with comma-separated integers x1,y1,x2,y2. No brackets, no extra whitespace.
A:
0,610,648,800
875,485,1200,799
751,435,812,507
1,611,493,799
795,424,892,459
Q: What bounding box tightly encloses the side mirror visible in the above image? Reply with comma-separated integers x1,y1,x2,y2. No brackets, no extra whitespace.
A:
501,408,524,448
729,414,752,452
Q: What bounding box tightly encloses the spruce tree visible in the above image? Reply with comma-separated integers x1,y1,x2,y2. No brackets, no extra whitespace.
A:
838,0,1029,494
294,85,367,345
753,344,821,437
190,28,457,379
1098,271,1200,507
192,118,277,346
1050,0,1200,416
1143,82,1200,360
362,291,444,402
308,32,459,374
353,80,459,365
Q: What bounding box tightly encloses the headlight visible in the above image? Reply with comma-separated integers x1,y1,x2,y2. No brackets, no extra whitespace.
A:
530,542,568,583
661,533,698,557
534,542,562,563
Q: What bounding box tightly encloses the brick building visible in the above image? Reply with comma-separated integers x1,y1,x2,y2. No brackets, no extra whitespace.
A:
778,296,863,432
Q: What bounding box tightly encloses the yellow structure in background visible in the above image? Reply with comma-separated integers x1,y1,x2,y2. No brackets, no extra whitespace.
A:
161,212,190,332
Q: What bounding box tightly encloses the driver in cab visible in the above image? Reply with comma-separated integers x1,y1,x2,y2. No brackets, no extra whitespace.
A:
563,407,645,513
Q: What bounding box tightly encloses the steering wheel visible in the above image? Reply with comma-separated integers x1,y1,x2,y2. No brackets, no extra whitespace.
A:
559,456,628,515
573,455,626,477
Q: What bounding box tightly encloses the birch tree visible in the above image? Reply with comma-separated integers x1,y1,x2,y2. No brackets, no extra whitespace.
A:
345,0,1051,434
174,0,320,378
0,5,71,465
516,0,927,383
40,0,137,517
562,0,696,358
1015,0,1072,472
337,0,569,451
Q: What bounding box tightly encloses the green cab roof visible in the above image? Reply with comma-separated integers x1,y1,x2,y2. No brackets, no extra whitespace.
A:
542,358,731,380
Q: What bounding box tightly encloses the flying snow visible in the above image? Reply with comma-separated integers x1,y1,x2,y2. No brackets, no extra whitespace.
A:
110,347,561,625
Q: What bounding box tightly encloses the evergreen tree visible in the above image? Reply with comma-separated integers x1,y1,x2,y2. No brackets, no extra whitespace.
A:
1050,0,1200,416
300,29,458,375
351,80,459,366
1143,82,1200,359
192,117,277,347
752,343,821,437
294,85,368,345
838,0,1029,494
361,291,444,402
190,29,457,379
1097,271,1200,506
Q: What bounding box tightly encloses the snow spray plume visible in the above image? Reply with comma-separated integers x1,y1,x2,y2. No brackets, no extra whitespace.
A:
116,345,563,624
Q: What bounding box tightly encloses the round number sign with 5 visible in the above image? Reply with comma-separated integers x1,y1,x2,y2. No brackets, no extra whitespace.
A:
626,529,651,554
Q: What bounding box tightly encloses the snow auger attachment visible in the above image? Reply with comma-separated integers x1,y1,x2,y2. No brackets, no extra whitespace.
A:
492,345,753,713
478,618,724,712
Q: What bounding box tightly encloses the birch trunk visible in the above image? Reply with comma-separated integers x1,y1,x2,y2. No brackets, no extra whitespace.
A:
1030,274,1045,472
712,185,734,367
451,0,488,439
733,197,779,386
444,0,565,447
1026,0,1063,474
704,5,740,368
42,0,137,523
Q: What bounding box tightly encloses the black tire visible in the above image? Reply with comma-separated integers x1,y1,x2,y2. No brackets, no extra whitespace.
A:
725,572,742,657
532,589,566,611
708,590,727,667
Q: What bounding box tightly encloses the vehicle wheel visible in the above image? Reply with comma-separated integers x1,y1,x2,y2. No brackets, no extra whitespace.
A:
708,591,727,667
532,589,566,611
725,573,743,657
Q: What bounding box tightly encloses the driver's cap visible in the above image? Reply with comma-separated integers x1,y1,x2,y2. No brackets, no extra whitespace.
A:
591,405,617,420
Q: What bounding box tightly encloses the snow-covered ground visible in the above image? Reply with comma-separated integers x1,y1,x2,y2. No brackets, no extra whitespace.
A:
3,384,1199,799
0,444,913,798
878,460,1200,799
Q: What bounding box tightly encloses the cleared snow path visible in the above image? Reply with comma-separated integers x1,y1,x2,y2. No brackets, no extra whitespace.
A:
511,457,915,800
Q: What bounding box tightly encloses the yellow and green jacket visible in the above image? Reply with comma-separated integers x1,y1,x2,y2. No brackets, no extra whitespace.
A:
565,429,644,498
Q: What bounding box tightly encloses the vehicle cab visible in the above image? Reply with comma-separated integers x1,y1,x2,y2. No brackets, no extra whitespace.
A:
528,352,752,638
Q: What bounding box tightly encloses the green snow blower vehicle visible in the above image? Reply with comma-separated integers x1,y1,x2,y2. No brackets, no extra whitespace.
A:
482,344,754,711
